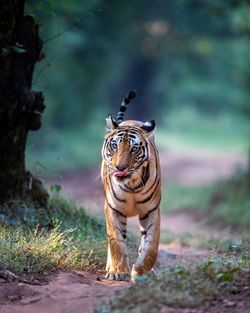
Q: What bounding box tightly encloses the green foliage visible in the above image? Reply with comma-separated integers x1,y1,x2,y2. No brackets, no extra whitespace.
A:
0,193,107,273
208,172,250,230
24,0,250,172
0,202,39,226
162,183,211,212
162,171,250,231
48,188,106,242
157,107,250,152
27,123,103,173
96,240,250,312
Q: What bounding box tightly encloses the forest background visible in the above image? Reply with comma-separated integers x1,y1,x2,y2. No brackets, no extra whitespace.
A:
26,0,250,174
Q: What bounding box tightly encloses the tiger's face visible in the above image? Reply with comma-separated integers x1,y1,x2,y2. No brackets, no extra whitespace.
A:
102,116,155,181
103,129,146,179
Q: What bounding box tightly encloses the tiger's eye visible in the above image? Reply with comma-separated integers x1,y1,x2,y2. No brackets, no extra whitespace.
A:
131,146,139,153
111,142,118,150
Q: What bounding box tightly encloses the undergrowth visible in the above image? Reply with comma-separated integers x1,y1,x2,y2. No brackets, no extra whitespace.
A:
97,240,250,313
0,188,107,274
162,171,250,231
208,172,250,230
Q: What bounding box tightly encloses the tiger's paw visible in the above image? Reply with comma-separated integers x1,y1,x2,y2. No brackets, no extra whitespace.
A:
131,265,156,283
105,271,130,281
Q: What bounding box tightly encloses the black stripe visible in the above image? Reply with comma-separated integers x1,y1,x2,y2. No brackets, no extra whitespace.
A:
110,177,126,203
124,183,135,192
142,142,158,195
141,230,147,236
116,226,127,239
147,223,153,232
136,179,160,204
141,162,150,186
133,181,145,191
107,201,126,218
127,129,139,134
139,201,160,221
128,134,136,139
124,97,129,104
117,130,126,135
119,184,133,193
133,142,148,171
123,181,144,192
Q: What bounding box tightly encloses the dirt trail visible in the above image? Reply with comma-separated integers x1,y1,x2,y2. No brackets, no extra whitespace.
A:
0,148,246,313
0,272,129,313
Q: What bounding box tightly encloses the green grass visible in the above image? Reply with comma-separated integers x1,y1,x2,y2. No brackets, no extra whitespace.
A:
162,171,250,231
207,173,250,230
0,191,107,274
160,171,250,254
96,240,250,313
162,183,211,212
160,230,247,254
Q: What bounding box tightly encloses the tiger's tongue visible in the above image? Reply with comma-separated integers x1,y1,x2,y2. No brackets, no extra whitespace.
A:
114,171,128,178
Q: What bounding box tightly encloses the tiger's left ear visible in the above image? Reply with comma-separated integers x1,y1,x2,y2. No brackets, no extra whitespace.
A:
140,120,156,135
106,114,118,131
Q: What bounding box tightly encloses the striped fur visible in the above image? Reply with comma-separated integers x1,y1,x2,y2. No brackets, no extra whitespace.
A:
101,93,161,281
116,90,136,123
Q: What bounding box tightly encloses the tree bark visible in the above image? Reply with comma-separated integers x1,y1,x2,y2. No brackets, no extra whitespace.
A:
0,0,48,206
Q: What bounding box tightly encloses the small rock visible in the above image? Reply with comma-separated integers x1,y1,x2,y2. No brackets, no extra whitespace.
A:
8,295,17,300
0,278,6,283
20,295,42,305
237,301,245,308
222,299,237,307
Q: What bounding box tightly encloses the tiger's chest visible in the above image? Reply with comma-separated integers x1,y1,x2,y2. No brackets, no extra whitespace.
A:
105,169,158,218
105,178,138,217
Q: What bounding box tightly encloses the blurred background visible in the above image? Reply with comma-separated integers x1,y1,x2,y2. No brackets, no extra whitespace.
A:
25,0,250,230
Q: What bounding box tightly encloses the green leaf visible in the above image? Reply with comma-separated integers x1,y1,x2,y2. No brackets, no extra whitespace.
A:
50,184,62,194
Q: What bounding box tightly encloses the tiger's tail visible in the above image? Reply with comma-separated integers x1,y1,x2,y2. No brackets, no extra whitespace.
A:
116,90,136,124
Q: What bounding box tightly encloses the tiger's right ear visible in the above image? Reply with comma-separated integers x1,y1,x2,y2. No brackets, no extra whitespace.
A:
106,114,118,131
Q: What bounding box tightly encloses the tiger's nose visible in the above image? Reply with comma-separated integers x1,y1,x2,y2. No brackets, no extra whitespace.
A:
116,165,127,171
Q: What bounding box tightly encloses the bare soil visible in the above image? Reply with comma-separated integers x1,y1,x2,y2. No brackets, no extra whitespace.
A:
0,271,130,313
0,148,247,313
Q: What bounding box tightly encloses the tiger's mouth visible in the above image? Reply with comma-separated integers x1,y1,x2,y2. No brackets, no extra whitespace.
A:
113,171,131,179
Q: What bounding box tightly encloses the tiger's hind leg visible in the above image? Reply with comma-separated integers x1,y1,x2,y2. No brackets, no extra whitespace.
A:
104,201,130,281
132,207,160,281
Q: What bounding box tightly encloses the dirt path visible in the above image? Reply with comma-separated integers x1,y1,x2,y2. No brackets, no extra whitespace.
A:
0,148,247,313
0,272,130,313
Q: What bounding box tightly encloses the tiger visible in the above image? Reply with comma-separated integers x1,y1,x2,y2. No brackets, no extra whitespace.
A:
101,90,161,282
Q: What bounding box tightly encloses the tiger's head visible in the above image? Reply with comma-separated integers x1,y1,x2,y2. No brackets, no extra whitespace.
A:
102,115,155,180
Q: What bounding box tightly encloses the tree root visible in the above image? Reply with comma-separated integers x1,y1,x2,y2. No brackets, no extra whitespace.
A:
0,270,43,285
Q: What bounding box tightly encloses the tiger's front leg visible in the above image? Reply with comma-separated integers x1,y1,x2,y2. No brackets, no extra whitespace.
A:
104,201,130,281
132,207,160,280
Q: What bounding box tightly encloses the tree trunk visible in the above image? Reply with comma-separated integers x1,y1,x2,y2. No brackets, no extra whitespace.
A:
0,0,48,206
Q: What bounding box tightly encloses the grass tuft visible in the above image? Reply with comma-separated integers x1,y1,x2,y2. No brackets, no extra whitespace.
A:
0,191,107,274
